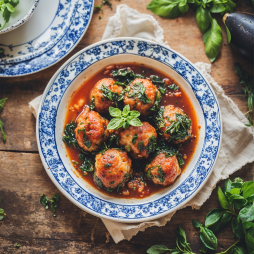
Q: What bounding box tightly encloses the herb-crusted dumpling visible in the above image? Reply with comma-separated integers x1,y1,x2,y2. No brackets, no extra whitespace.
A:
124,78,161,116
145,152,181,186
158,105,192,144
75,107,112,152
90,78,123,114
118,122,157,159
94,148,133,190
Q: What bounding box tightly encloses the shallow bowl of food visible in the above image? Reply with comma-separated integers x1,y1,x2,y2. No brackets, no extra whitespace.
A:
0,0,40,34
37,38,222,223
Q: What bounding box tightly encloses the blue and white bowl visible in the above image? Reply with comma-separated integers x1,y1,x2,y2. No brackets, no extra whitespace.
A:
37,38,222,223
0,0,40,34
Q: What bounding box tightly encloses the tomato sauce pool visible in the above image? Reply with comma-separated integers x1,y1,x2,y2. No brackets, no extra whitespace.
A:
64,63,200,199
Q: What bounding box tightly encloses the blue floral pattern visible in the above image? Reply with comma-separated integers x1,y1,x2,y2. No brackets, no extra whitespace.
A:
38,39,222,221
0,0,93,76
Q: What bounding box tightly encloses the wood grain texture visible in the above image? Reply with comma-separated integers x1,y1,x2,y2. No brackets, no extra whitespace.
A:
0,0,254,252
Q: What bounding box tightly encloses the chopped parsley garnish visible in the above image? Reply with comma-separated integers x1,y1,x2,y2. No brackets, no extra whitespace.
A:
137,141,145,152
155,166,165,183
107,187,113,192
150,91,162,112
104,163,111,167
168,84,179,90
90,95,95,110
79,154,94,173
132,133,138,144
99,84,122,107
147,135,157,154
127,82,151,104
111,68,144,86
155,107,166,129
82,128,92,149
40,193,59,213
94,175,103,188
110,181,115,185
150,75,166,94
145,165,160,180
117,173,132,193
126,145,130,152
62,121,78,148
165,113,192,141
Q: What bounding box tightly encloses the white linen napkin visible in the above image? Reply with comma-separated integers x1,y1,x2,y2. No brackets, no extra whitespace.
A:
29,4,254,244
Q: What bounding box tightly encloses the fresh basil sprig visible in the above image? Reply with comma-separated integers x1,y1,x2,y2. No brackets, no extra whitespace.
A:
147,0,237,62
234,63,254,127
0,0,19,30
147,177,254,254
0,98,8,143
107,105,142,130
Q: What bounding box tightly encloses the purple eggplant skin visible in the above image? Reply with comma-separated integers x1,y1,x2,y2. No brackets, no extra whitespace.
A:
224,12,254,63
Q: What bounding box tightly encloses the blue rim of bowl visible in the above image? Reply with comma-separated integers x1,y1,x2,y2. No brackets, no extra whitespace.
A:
0,0,40,35
37,38,222,223
0,0,94,77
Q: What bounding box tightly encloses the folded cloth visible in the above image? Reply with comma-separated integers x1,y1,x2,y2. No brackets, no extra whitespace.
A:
29,4,254,244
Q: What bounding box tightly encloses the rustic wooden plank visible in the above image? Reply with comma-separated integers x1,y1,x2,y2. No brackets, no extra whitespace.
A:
0,151,253,252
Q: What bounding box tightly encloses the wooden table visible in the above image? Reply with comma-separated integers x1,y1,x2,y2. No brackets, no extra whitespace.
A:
0,1,253,253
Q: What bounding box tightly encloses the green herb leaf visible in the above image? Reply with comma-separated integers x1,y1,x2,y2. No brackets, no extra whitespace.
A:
40,194,49,209
62,121,78,148
179,0,189,15
147,0,181,19
245,233,254,254
94,175,103,189
107,117,124,130
147,244,170,254
205,208,224,228
231,246,248,254
129,110,140,118
209,0,236,14
6,3,15,12
225,24,231,43
109,106,122,117
239,203,254,222
168,84,179,90
122,105,130,117
217,186,230,210
200,226,218,250
242,181,254,198
126,117,142,127
0,98,7,112
196,6,210,34
104,163,111,167
132,133,138,144
0,120,6,143
204,18,222,63
192,219,202,228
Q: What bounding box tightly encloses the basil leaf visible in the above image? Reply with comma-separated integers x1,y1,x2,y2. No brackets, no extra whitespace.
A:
231,246,249,254
147,0,181,18
226,193,247,210
0,98,7,112
109,107,121,118
176,225,189,248
217,186,230,210
122,105,130,117
242,181,254,198
204,18,222,63
225,24,231,43
247,194,254,202
129,110,140,118
0,120,6,143
127,117,142,127
6,3,15,12
209,0,236,14
179,0,189,15
223,178,232,193
200,227,218,250
107,118,124,130
147,244,170,254
245,233,254,254
3,8,11,23
10,0,19,8
205,208,224,228
196,6,210,34
239,203,254,222
215,212,232,232
192,219,202,229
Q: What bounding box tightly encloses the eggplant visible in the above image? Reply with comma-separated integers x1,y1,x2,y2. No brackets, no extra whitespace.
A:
223,12,254,63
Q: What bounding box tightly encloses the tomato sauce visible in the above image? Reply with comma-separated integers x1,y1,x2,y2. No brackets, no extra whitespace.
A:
64,63,200,199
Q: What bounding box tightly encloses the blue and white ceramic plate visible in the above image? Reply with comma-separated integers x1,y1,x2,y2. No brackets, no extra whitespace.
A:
37,38,222,223
0,0,93,77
